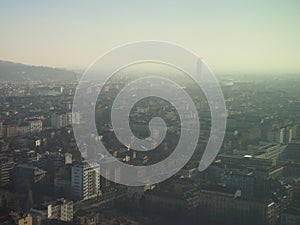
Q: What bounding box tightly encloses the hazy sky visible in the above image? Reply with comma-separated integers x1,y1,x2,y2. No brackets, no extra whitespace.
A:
1,0,300,74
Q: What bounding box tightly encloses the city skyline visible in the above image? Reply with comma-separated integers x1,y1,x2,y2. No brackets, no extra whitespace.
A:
1,2,300,225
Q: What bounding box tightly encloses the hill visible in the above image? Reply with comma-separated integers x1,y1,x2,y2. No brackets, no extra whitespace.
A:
0,60,76,82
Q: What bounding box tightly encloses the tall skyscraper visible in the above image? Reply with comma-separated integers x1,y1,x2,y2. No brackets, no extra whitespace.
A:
279,127,285,144
0,154,14,187
0,120,3,139
71,161,100,200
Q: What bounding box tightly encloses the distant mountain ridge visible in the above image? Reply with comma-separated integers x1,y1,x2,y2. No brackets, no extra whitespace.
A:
0,60,76,82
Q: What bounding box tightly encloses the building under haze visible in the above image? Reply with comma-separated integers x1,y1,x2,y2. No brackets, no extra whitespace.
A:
47,198,73,222
71,161,100,200
0,154,14,187
199,185,278,225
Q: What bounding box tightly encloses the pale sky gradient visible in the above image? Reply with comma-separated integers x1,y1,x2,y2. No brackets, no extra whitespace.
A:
0,0,300,74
